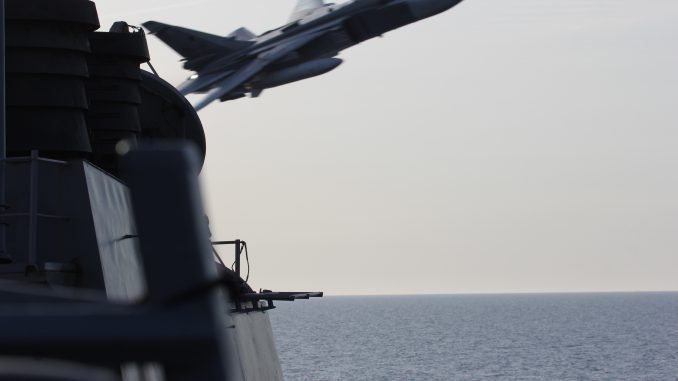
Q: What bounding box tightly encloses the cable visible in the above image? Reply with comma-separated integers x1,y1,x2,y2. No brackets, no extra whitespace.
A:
146,61,160,77
243,242,250,283
210,240,251,282
212,246,226,268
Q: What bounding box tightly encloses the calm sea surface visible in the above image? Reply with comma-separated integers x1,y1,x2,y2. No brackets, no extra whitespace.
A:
269,293,678,381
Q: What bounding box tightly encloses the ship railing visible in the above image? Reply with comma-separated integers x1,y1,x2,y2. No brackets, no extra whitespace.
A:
0,151,69,273
211,239,323,313
212,239,248,282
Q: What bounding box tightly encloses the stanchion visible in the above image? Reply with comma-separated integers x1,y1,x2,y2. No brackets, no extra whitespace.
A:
0,0,11,264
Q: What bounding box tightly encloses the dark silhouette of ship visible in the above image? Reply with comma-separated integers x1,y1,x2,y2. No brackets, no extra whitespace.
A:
0,1,320,379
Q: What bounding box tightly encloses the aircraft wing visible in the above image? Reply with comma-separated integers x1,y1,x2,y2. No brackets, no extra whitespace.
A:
192,30,326,111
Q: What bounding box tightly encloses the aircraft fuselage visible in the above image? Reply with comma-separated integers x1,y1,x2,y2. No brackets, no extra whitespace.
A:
201,0,461,76
144,0,464,109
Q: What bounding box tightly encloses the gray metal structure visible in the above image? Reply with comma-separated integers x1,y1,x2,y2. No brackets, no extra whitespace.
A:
0,146,237,381
1,0,8,264
0,0,322,379
143,0,465,110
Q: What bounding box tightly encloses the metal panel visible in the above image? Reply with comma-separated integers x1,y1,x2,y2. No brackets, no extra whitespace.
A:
84,162,145,301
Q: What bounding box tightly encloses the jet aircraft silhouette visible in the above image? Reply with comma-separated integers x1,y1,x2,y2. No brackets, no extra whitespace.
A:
144,0,465,111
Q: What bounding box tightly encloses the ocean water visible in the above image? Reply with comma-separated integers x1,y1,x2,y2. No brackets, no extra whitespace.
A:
269,293,678,381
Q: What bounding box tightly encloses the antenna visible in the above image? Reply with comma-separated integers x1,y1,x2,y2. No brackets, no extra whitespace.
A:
0,0,10,264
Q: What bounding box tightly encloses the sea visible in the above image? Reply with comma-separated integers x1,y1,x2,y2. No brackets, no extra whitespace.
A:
269,292,678,381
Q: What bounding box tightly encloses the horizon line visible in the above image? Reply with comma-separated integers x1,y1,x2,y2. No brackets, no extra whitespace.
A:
322,290,678,297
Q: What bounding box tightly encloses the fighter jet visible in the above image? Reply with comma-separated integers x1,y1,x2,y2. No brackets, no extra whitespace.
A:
143,0,465,111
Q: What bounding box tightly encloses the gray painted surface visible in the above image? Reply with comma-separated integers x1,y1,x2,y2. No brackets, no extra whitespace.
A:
0,156,286,380
2,159,106,289
84,163,146,301
121,147,285,380
228,311,285,381
84,164,158,380
86,158,286,380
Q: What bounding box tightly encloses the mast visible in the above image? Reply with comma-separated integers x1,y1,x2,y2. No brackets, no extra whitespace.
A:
0,0,8,264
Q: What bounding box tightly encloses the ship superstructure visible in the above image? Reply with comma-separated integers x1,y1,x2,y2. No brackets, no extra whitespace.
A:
0,1,320,380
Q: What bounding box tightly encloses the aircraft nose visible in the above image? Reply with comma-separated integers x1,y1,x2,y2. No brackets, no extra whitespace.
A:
407,0,464,20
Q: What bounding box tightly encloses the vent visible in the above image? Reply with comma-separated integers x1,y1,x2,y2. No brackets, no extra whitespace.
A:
5,0,100,157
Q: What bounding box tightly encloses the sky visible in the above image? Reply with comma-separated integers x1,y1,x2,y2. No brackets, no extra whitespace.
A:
96,0,678,295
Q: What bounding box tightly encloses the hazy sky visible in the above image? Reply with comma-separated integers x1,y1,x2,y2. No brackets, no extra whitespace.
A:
97,0,678,295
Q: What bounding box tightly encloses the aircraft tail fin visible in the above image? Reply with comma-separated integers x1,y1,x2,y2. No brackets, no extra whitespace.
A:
289,0,326,21
143,21,253,61
228,27,256,41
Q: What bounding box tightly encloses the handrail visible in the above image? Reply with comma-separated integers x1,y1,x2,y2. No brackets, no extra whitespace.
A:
212,240,246,281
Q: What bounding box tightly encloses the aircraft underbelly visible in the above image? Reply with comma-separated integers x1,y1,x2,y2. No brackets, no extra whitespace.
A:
344,3,416,42
296,29,354,59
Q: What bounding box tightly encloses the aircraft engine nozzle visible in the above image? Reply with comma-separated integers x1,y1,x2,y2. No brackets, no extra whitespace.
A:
250,58,343,91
